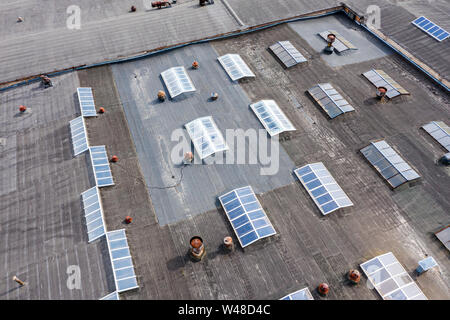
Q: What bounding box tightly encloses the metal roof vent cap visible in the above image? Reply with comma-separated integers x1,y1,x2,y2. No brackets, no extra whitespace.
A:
190,236,206,261
376,86,387,98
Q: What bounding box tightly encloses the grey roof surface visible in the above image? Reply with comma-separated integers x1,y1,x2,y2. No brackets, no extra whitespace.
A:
0,73,113,299
111,42,296,226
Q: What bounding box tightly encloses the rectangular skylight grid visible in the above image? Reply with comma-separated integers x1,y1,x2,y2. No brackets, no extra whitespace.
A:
319,30,357,52
360,140,420,188
160,66,196,98
218,186,276,248
280,287,314,300
81,186,106,242
106,229,139,293
89,146,114,187
294,162,353,215
360,252,427,300
250,100,296,136
77,87,97,117
185,116,228,159
412,16,449,41
100,291,119,300
217,54,255,81
422,121,450,152
69,116,89,156
308,83,355,119
269,41,307,68
362,69,409,99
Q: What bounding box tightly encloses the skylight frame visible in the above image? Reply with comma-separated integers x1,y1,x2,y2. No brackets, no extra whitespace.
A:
308,83,355,119
77,87,97,117
269,41,307,68
294,162,353,215
217,54,256,81
218,186,277,248
280,287,314,300
360,252,427,300
184,116,228,159
81,186,107,242
362,69,409,99
69,116,89,156
412,16,449,42
422,121,450,152
160,66,196,98
89,146,114,187
249,100,296,136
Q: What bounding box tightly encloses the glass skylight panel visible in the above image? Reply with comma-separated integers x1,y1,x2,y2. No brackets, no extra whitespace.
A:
106,229,139,293
218,186,276,248
362,69,409,99
412,16,449,41
360,252,427,300
280,288,314,300
269,41,307,68
360,140,420,188
185,116,228,159
160,66,196,98
422,121,450,152
100,291,119,300
89,146,114,187
319,30,357,53
77,87,97,117
217,54,255,81
81,187,106,242
250,100,296,136
308,83,355,119
69,116,89,156
294,162,353,215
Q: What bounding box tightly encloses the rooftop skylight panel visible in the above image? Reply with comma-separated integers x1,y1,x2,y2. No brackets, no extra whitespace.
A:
280,288,314,300
218,186,276,248
318,30,357,53
89,146,114,187
360,140,420,188
360,252,427,300
308,83,355,119
160,66,196,98
69,116,89,156
269,41,307,68
106,229,139,293
217,54,255,81
362,69,409,99
412,16,449,41
81,186,106,242
77,87,97,117
422,121,450,152
294,162,353,215
100,291,119,300
185,116,228,159
250,100,296,136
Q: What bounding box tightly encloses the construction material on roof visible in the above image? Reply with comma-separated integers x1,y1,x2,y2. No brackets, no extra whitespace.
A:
106,229,139,293
422,121,450,152
360,252,427,300
360,140,421,188
318,30,357,53
89,146,114,187
217,54,255,81
435,225,450,251
81,187,107,242
69,116,89,156
308,83,355,119
362,69,409,99
185,116,228,159
160,66,196,98
249,100,296,136
280,287,314,300
412,16,449,42
269,41,307,68
77,87,97,117
294,162,353,215
218,186,276,248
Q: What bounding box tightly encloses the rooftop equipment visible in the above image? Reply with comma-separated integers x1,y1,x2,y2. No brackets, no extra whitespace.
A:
422,121,450,152
269,41,307,68
435,225,450,251
89,146,115,187
81,186,107,242
151,1,172,9
249,100,296,136
307,83,355,119
416,257,438,275
69,116,89,156
217,54,255,81
160,66,196,98
363,69,409,99
318,30,357,53
280,288,314,300
77,87,97,117
190,236,205,260
412,16,449,41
